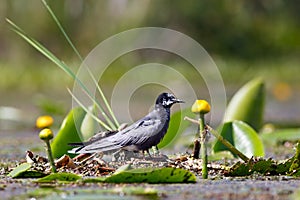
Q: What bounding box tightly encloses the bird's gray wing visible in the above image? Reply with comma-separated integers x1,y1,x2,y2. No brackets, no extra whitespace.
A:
71,137,123,153
68,118,155,154
69,111,165,153
116,116,164,147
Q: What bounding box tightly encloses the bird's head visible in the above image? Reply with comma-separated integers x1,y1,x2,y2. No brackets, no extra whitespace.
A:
156,92,184,108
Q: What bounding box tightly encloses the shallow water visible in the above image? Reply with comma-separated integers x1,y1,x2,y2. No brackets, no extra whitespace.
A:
1,129,300,199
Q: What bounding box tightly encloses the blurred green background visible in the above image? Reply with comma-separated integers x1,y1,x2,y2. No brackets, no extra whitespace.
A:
0,0,299,128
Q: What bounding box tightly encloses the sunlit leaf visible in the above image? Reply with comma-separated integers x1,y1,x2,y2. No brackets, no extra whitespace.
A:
51,107,86,158
37,172,81,183
289,143,300,176
158,108,192,149
80,105,100,141
8,163,46,178
223,78,265,131
8,163,31,178
228,158,273,176
213,120,265,157
83,167,196,183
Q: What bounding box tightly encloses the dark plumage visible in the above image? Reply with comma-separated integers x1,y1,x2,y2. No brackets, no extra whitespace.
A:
69,92,184,154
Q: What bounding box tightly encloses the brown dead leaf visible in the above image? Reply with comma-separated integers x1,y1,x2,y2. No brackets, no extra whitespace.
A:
56,154,76,169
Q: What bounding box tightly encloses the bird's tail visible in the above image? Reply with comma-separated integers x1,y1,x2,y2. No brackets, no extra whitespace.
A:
68,142,84,146
68,146,85,154
68,138,122,154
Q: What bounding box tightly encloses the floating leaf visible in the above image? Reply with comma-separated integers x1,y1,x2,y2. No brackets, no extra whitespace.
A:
227,157,293,176
51,107,86,158
8,163,31,178
113,164,132,175
8,163,46,178
276,159,293,175
223,78,265,131
213,121,265,157
158,108,191,149
289,143,300,176
84,167,196,183
37,172,81,183
228,158,273,176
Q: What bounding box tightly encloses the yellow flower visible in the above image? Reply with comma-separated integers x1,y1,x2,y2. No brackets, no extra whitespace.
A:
191,100,211,114
36,115,54,128
39,128,54,140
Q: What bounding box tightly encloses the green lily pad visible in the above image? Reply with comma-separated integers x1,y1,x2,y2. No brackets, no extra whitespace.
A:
227,157,294,176
84,167,196,183
228,158,273,176
37,172,82,183
8,163,31,178
213,120,265,157
289,143,300,176
8,163,47,178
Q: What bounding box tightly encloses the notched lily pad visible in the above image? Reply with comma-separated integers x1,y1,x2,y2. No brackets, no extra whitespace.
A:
227,158,274,176
226,157,293,176
8,163,31,178
84,167,196,183
37,172,82,183
8,163,46,178
289,142,300,176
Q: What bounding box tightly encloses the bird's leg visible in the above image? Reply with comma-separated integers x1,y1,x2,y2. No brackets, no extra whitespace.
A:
141,150,146,159
151,146,157,156
142,150,152,159
153,146,168,160
123,151,135,160
112,149,122,161
146,149,152,158
155,146,160,156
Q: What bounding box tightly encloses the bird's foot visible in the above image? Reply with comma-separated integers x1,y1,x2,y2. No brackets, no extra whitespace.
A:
111,149,122,162
112,150,139,161
145,154,169,162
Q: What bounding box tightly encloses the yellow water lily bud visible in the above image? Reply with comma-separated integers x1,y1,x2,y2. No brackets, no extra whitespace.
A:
39,128,54,140
36,115,54,128
191,100,211,114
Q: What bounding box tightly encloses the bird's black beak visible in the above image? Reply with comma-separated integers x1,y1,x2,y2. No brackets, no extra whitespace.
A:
175,98,185,104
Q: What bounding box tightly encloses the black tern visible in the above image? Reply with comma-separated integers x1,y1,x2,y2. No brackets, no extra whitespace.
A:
69,92,184,155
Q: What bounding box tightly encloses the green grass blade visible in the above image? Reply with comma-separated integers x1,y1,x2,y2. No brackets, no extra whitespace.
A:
6,19,75,79
79,83,117,130
41,0,119,128
67,88,112,131
41,0,83,62
87,68,120,128
6,18,116,130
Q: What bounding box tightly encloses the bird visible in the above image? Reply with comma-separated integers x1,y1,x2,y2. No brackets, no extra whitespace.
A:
68,92,184,156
